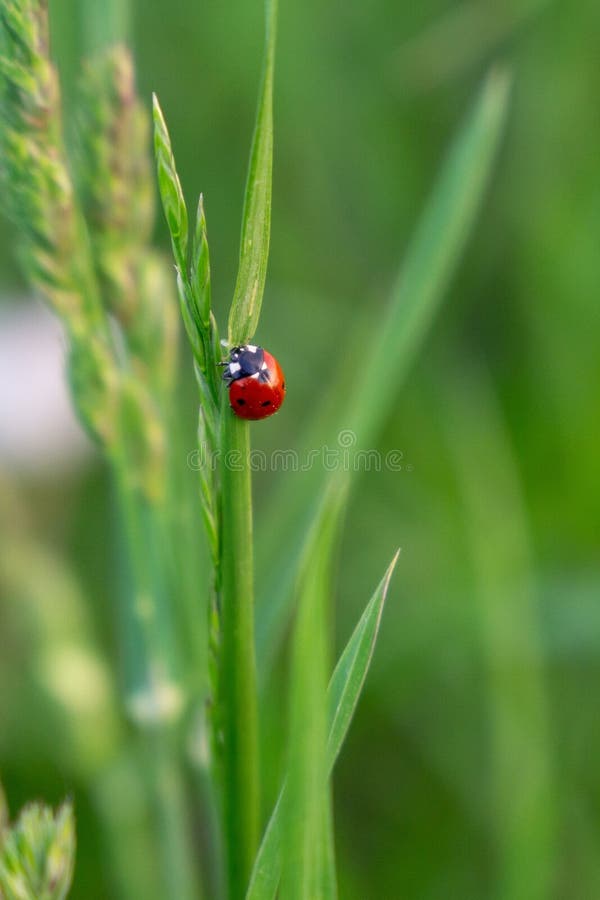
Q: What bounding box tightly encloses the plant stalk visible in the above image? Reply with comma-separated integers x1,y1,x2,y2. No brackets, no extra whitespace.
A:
112,455,201,900
150,732,203,900
218,408,260,898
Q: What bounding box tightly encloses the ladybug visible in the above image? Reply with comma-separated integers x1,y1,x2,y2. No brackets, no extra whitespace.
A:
220,344,286,420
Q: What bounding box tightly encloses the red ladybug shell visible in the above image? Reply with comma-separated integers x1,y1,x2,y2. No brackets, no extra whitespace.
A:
226,347,285,420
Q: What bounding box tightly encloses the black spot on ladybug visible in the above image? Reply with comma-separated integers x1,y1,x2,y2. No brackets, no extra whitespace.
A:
236,398,246,406
261,400,271,407
282,382,285,390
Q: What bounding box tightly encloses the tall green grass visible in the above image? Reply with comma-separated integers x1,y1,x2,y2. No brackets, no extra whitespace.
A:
0,0,511,896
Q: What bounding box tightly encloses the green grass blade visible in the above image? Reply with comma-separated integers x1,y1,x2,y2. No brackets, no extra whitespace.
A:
321,794,338,898
227,0,278,344
280,482,345,900
255,66,511,675
246,792,283,900
345,66,511,446
153,98,219,398
152,93,188,274
439,360,556,900
326,549,400,768
393,0,547,92
246,549,398,900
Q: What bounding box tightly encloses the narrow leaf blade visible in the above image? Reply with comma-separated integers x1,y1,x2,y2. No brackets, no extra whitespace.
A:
280,482,344,900
247,549,399,900
152,93,188,273
190,193,211,329
326,549,400,769
345,67,512,446
246,793,283,900
227,0,278,344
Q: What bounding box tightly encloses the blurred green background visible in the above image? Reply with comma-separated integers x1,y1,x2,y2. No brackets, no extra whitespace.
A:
1,0,599,897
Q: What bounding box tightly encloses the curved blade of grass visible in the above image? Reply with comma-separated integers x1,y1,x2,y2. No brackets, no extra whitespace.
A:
326,549,400,765
246,792,283,900
255,66,511,677
345,67,511,445
392,0,548,93
246,549,399,900
439,359,555,900
227,0,278,344
280,481,345,900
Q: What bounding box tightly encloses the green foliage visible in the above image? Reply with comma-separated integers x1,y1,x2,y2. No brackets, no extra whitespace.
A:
153,92,220,586
345,67,511,446
0,801,75,900
440,361,556,900
77,46,154,289
0,0,522,897
153,92,220,578
0,0,101,333
0,2,201,897
76,45,176,386
191,194,211,332
152,3,279,894
280,484,344,900
152,93,218,396
247,549,399,900
0,0,174,463
227,0,278,345
216,413,260,896
326,550,400,770
152,93,188,274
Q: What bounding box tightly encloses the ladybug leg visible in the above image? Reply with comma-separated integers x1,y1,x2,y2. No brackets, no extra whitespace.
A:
220,359,244,384
217,360,230,383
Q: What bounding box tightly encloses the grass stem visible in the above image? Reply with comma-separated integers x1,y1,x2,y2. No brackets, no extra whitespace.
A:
149,733,203,900
218,408,260,898
111,454,201,899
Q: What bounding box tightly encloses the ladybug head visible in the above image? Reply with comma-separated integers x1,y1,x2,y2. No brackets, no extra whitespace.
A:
219,343,267,384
